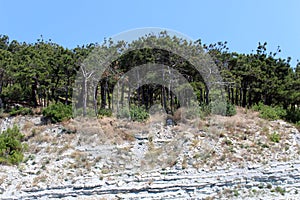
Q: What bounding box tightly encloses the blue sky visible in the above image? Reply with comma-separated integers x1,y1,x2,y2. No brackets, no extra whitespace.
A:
1,0,299,67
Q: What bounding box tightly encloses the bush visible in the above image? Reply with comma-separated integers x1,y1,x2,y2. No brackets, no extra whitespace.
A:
42,102,72,123
9,106,33,116
252,102,265,112
260,106,279,120
285,109,300,124
98,108,112,117
0,125,25,165
73,107,96,117
199,103,211,118
226,103,237,116
211,101,227,116
252,103,285,120
210,101,236,116
116,107,131,119
273,106,287,119
129,105,149,122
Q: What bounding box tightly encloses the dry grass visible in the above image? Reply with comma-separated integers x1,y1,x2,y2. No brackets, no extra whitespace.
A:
32,174,48,186
23,121,34,132
0,175,7,185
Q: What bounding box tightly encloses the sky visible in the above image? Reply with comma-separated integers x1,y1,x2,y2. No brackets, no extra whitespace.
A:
1,0,299,67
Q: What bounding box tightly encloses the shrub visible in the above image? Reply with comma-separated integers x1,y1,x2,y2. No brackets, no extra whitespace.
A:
252,103,288,121
285,109,300,124
181,106,200,120
211,101,227,116
98,108,112,117
116,107,131,119
226,103,237,116
273,106,287,119
252,102,265,112
42,102,72,123
198,103,211,119
210,101,236,116
9,106,33,116
73,107,96,117
129,105,149,122
260,106,279,120
0,125,25,165
275,186,286,195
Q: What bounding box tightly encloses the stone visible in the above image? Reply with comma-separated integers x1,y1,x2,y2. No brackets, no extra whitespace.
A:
166,118,175,126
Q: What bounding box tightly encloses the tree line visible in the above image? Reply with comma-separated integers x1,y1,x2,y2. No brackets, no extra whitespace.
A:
0,33,299,120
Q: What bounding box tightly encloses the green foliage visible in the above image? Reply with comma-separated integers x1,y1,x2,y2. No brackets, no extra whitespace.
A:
0,125,25,165
252,103,286,120
42,102,72,123
73,107,96,117
226,103,237,116
285,109,300,124
273,106,287,119
116,107,131,119
275,186,286,195
9,106,33,116
129,105,149,122
211,101,226,116
269,132,280,143
260,107,280,120
199,103,211,118
210,101,236,116
252,102,265,112
98,108,112,117
182,103,201,119
0,33,299,121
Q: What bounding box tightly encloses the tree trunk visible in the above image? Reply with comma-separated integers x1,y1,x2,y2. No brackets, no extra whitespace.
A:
100,80,106,109
83,77,87,116
205,85,210,105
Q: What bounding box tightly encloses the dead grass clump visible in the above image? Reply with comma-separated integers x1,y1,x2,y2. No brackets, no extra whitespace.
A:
57,143,73,155
23,121,34,132
173,108,182,122
32,174,48,186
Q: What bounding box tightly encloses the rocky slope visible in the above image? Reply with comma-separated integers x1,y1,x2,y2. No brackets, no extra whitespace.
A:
0,108,300,199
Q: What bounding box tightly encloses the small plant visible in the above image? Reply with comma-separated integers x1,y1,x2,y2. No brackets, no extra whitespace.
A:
42,102,72,123
98,108,112,117
182,156,188,169
266,183,272,189
233,189,239,197
193,153,201,159
129,105,149,122
285,109,300,123
223,139,233,146
116,107,131,119
199,103,211,118
9,106,33,116
210,101,236,116
0,125,25,165
269,132,280,143
101,168,109,174
261,143,269,148
275,186,285,195
210,101,226,116
226,103,237,116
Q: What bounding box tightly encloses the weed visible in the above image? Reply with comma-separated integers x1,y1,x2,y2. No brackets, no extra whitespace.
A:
275,186,285,195
269,132,280,143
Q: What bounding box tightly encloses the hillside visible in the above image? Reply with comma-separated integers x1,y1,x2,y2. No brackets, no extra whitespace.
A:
0,107,300,199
